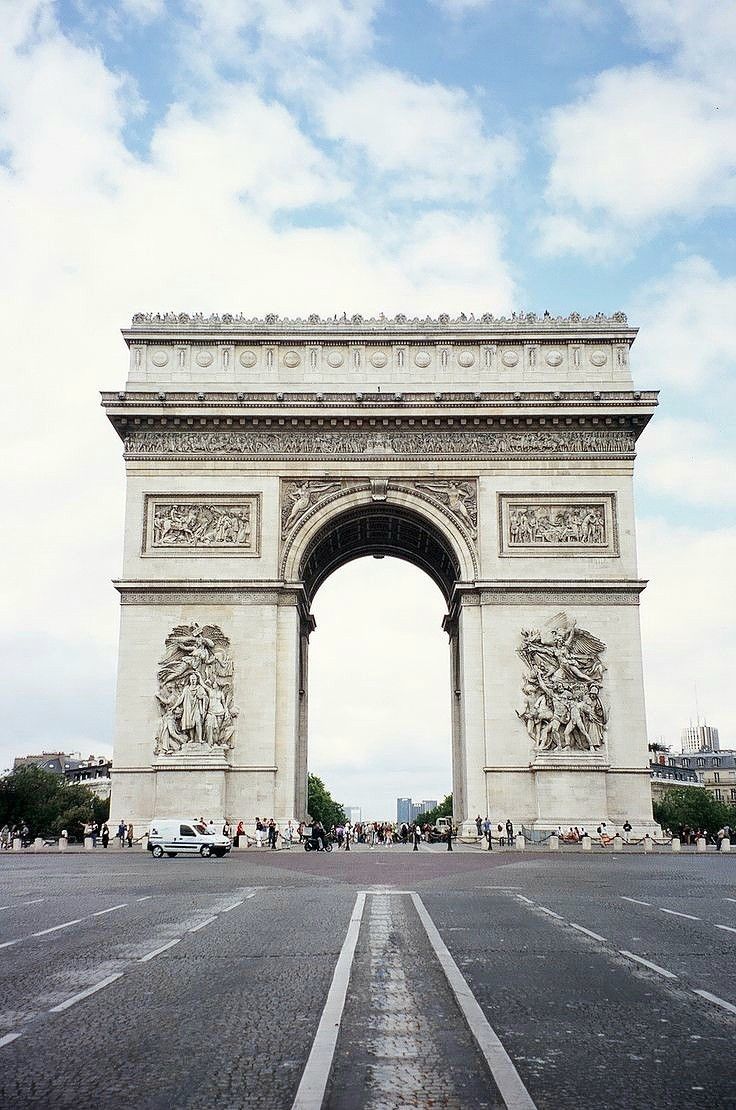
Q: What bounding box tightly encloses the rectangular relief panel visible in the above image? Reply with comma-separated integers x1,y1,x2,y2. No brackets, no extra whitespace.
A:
142,493,261,557
498,492,618,557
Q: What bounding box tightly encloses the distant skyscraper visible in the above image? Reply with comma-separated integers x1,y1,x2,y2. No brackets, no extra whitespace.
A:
397,797,412,823
681,724,720,753
346,806,361,824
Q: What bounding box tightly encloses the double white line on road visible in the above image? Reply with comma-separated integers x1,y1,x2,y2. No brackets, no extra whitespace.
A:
291,890,537,1110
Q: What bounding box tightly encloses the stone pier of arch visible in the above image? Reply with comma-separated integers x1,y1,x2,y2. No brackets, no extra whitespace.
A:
103,311,659,837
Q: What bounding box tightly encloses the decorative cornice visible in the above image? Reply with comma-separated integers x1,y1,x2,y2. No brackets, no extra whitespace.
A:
114,580,306,606
128,310,629,329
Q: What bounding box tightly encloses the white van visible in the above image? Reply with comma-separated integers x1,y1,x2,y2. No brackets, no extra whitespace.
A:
147,819,231,859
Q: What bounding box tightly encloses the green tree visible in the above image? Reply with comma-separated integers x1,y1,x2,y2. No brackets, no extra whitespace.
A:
307,773,346,830
0,765,100,841
653,786,736,837
413,794,452,827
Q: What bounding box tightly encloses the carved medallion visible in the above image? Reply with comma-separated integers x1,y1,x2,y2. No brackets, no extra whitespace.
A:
196,351,214,367
516,613,608,753
370,351,388,367
326,350,344,367
414,351,431,368
154,622,237,756
501,349,519,367
590,349,608,366
239,350,257,367
457,351,475,368
283,350,301,367
151,350,168,367
545,349,563,367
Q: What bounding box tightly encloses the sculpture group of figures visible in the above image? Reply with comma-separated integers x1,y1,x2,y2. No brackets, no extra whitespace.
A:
152,503,251,547
509,505,605,546
517,614,608,752
154,623,237,754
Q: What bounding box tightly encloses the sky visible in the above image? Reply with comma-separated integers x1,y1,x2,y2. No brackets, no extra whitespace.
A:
1,0,735,819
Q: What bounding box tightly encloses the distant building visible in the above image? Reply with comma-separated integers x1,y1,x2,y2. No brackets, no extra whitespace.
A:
397,798,412,823
13,751,82,774
412,800,437,821
64,758,113,801
345,806,361,825
681,723,720,753
652,751,736,805
649,758,703,802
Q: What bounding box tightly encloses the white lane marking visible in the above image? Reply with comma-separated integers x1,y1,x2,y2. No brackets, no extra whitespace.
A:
516,895,535,905
91,903,128,918
0,1032,23,1049
660,908,700,921
221,901,244,912
189,916,217,933
570,923,608,943
693,989,736,1015
0,900,44,910
137,896,154,902
714,924,736,934
725,898,736,904
0,941,19,950
619,951,678,980
33,918,83,937
139,938,181,963
539,906,563,920
291,891,367,1110
49,973,124,1013
412,892,538,1110
621,897,652,907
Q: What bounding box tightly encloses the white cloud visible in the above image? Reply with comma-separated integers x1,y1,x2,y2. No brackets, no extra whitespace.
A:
639,518,736,749
544,66,736,227
319,68,519,202
631,256,736,390
535,212,616,257
120,0,166,22
637,418,736,508
622,0,736,86
429,0,492,14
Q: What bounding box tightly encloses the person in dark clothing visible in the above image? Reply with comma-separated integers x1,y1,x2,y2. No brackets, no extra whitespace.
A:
475,814,483,837
505,819,514,846
313,820,327,850
101,824,110,849
412,823,421,852
268,819,277,849
446,824,453,851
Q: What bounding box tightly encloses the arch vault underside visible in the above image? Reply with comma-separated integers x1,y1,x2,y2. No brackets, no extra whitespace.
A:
104,312,659,835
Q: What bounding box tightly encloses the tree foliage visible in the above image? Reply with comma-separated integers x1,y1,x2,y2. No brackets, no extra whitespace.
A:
653,787,736,837
307,773,346,830
0,765,106,841
413,794,452,827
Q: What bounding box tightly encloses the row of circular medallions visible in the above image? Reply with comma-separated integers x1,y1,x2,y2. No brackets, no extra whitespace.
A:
148,347,611,370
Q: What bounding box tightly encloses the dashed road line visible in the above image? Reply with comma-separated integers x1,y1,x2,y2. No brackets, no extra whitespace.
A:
693,990,736,1016
137,896,154,902
660,908,700,921
569,923,608,942
91,903,128,917
0,941,18,950
621,897,652,907
291,891,367,1110
33,918,83,937
139,938,181,963
539,906,563,920
189,916,217,933
49,973,124,1013
0,1032,23,1048
714,924,736,934
619,951,678,980
516,894,535,905
0,899,46,910
221,900,244,912
412,891,538,1110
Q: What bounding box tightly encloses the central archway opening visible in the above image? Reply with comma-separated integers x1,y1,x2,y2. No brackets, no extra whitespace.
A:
299,502,462,824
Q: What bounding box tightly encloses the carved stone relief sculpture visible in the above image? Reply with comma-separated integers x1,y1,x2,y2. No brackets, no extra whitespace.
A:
509,504,605,546
409,480,478,538
154,623,238,756
281,480,343,539
516,613,608,753
143,494,260,557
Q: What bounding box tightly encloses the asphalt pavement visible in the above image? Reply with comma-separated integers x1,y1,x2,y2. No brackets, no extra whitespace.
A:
0,845,734,1109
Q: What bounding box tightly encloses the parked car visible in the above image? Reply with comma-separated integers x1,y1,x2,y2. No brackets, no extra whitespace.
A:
147,819,231,859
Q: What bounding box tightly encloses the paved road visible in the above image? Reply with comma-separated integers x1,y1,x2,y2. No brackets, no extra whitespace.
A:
0,847,734,1109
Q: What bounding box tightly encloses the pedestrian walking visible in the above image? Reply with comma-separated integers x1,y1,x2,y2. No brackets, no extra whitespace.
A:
117,819,126,847
126,823,134,848
412,823,421,851
505,818,514,846
255,818,265,848
475,814,483,837
268,819,277,849
446,824,453,852
482,817,493,850
622,819,632,844
101,823,110,848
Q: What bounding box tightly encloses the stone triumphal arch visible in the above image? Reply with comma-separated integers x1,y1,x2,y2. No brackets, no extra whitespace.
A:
104,312,658,835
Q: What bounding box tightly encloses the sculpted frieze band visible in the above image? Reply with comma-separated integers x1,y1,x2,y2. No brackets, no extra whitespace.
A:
125,428,635,460
517,613,608,753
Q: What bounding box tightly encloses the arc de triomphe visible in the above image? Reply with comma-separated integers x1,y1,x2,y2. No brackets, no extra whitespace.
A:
103,312,658,835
